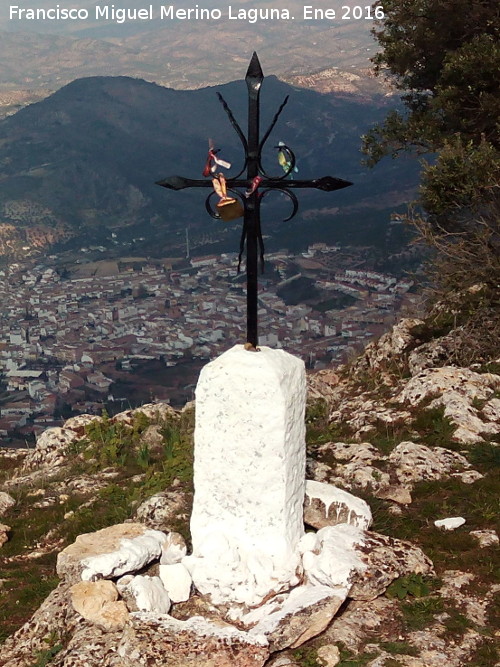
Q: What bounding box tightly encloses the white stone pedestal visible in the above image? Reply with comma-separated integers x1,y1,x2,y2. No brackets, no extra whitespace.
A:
183,345,306,607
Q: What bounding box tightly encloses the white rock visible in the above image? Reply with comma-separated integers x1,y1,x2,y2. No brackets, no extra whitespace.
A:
397,367,500,444
57,523,168,583
451,470,483,484
434,517,466,531
159,563,192,603
81,528,167,581
298,532,320,555
304,480,372,530
389,442,470,486
482,397,500,421
62,414,99,431
123,575,171,613
237,583,346,649
302,524,367,591
469,530,499,548
324,442,381,464
188,345,306,606
160,531,187,564
0,492,15,516
22,426,79,471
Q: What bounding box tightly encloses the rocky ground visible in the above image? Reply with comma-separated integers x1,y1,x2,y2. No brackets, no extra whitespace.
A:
0,315,499,667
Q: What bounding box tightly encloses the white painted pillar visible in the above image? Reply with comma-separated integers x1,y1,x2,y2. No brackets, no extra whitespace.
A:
183,345,306,607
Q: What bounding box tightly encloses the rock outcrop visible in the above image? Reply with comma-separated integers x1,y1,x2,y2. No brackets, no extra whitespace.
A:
0,316,498,667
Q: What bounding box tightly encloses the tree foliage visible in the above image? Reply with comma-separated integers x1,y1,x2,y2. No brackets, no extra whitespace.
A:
364,0,500,362
364,1,500,162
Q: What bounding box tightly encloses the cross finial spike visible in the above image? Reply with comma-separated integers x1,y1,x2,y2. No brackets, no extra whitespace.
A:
246,52,264,83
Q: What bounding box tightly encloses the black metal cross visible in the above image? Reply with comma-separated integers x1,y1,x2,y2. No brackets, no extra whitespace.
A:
156,52,352,348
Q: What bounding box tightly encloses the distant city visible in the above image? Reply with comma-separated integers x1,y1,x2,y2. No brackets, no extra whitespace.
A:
0,242,419,444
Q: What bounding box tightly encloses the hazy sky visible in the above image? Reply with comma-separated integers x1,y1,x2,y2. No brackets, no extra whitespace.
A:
0,1,378,90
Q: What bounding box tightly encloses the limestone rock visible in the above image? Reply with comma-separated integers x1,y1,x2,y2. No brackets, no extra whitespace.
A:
374,485,412,505
46,625,126,667
398,366,499,406
304,480,372,530
240,585,346,652
301,524,367,591
355,318,424,375
388,442,470,486
451,470,483,484
483,397,500,421
21,426,79,472
0,583,81,666
113,402,177,425
307,369,341,402
57,523,167,584
159,563,192,602
0,523,10,547
434,517,466,530
317,644,341,667
396,367,500,444
469,529,499,548
119,575,171,613
313,443,392,494
61,413,100,435
0,492,15,516
139,424,165,449
160,531,187,564
329,463,391,493
407,334,459,375
116,612,270,667
322,597,403,653
439,571,500,627
134,489,192,532
348,531,434,600
70,580,129,632
322,442,382,465
406,627,486,667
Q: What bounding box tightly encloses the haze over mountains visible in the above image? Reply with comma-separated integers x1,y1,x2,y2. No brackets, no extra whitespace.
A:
0,73,417,260
0,1,416,260
0,0,394,110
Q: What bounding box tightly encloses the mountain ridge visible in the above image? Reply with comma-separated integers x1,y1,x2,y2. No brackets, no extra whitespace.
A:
0,74,418,259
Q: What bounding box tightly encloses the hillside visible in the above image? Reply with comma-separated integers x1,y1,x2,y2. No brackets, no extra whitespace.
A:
0,311,498,666
0,74,418,259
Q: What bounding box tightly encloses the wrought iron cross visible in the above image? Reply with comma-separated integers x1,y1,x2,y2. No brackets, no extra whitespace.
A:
157,52,352,348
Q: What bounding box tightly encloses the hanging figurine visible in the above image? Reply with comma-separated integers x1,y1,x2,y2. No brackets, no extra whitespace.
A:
245,175,262,198
276,141,298,178
203,138,231,177
212,173,244,221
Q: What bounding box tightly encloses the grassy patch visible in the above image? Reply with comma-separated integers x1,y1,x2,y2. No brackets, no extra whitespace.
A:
291,646,320,667
411,405,455,447
0,555,59,643
468,442,500,470
0,407,196,645
336,645,379,666
401,596,445,630
306,398,342,447
385,574,435,600
466,638,499,666
31,642,63,667
379,641,419,656
364,465,499,589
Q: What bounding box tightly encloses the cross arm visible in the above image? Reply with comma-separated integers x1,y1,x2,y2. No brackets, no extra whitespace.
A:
156,175,353,192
